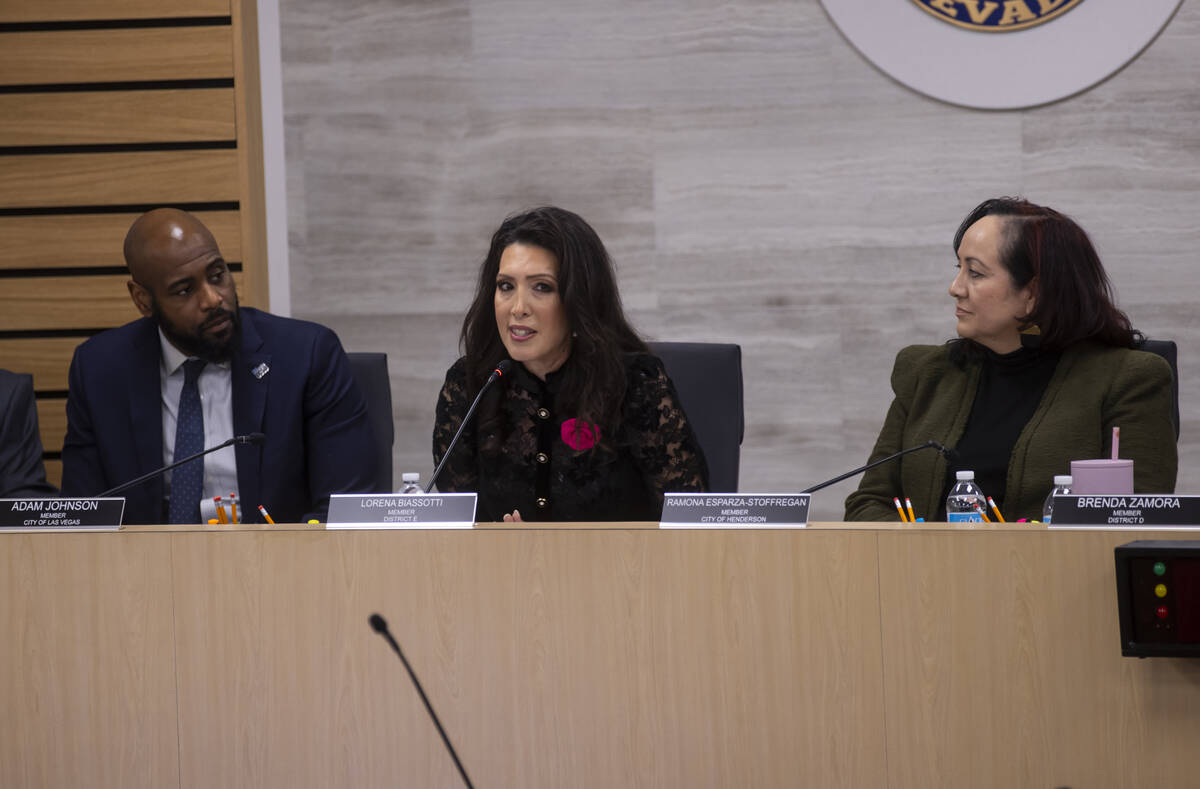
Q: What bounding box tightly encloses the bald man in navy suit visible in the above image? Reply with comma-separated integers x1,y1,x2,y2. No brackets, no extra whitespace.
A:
61,208,379,524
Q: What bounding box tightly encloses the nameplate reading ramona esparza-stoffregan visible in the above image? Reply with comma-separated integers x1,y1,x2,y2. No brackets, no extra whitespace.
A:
326,493,477,529
660,493,810,529
1049,494,1200,529
0,498,125,531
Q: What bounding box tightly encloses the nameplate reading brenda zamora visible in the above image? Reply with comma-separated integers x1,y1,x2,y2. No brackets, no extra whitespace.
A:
326,493,478,529
0,498,125,531
659,493,810,529
1049,494,1200,529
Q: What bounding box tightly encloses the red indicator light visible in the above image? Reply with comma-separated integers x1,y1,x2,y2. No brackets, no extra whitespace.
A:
1156,606,1169,619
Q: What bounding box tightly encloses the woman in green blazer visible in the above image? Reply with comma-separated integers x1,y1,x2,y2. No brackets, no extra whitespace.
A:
845,198,1177,522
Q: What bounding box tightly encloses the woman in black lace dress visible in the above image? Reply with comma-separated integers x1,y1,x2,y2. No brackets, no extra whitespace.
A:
433,206,708,521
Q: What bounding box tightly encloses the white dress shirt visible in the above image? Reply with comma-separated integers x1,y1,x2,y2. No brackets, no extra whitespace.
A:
159,330,239,518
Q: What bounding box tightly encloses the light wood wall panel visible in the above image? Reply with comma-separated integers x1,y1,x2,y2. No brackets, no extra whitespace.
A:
0,273,243,331
0,28,233,85
0,0,229,22
0,150,240,209
43,460,62,487
0,211,242,270
0,276,143,331
35,398,66,453
0,338,85,390
229,0,269,311
0,89,236,146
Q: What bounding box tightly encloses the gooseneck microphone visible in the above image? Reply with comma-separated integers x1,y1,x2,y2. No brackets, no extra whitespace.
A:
369,613,475,789
425,359,513,494
800,440,954,494
98,432,266,497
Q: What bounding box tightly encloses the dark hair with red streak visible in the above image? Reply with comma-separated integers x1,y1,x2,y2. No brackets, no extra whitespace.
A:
953,197,1139,352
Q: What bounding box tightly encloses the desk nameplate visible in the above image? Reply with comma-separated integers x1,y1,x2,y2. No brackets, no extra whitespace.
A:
660,493,809,529
0,497,124,531
327,493,477,529
1049,494,1200,529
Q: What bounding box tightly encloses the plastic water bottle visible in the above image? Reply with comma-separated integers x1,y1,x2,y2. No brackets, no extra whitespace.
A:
400,472,422,494
945,470,987,522
1042,475,1073,524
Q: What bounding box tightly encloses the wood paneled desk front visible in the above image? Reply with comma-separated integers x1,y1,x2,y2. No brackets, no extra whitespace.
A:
3,523,1198,788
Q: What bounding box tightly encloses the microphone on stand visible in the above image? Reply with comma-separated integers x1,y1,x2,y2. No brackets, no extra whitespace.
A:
369,613,475,789
98,432,266,497
800,440,954,494
425,360,512,494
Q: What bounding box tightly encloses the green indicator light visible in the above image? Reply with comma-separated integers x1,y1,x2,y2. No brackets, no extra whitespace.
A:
1153,561,1167,576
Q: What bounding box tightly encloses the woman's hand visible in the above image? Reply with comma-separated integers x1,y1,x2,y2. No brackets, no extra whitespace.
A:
502,509,523,522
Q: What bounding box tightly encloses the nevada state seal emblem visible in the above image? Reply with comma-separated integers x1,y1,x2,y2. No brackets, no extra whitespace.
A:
910,0,1087,32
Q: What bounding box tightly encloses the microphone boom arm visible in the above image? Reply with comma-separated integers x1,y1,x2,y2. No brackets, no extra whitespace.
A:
800,440,949,494
425,361,510,494
369,614,475,789
98,433,264,497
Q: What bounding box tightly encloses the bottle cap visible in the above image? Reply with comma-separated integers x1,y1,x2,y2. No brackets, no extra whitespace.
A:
1054,475,1072,485
401,472,420,482
956,470,975,481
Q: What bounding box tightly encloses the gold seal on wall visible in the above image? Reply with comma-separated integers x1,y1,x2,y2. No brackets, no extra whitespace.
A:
910,0,1087,32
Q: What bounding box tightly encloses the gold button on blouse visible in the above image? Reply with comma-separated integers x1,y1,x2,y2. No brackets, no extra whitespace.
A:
536,452,549,464
536,497,548,508
536,407,550,420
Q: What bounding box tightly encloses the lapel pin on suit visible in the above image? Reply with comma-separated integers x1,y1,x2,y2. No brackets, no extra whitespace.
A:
252,362,270,379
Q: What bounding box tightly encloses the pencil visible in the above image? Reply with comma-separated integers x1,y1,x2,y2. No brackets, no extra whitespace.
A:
228,493,238,525
214,496,228,524
893,497,909,523
258,504,275,525
987,496,1006,523
905,497,916,523
974,503,991,523
1112,426,1120,459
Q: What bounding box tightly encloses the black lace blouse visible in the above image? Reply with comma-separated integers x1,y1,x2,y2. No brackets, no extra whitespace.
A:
432,353,709,521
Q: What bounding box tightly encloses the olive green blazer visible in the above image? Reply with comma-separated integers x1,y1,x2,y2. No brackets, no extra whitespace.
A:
844,342,1177,522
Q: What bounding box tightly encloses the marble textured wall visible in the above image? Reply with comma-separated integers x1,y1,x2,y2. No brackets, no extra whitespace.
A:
279,0,1200,520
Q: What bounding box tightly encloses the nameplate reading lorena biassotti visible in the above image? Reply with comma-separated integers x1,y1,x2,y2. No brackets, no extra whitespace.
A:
0,498,125,531
659,493,810,529
326,493,478,529
1049,494,1200,530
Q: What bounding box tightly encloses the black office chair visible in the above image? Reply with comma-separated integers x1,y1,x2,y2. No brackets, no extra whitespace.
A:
647,342,744,492
1138,339,1180,439
346,352,394,492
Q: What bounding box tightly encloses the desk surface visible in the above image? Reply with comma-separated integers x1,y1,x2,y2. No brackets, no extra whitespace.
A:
4,524,1199,789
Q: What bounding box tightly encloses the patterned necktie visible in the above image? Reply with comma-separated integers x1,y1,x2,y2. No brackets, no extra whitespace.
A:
168,359,207,523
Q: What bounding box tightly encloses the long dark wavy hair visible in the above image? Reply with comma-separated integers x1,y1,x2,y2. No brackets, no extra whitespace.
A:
460,206,647,449
949,197,1138,361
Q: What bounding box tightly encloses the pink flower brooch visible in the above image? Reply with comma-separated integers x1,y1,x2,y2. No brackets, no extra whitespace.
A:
561,418,600,450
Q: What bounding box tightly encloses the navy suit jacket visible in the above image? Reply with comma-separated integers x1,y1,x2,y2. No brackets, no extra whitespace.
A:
61,308,379,524
0,370,58,498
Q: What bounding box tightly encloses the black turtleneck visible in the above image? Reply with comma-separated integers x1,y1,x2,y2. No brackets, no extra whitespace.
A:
943,342,1060,516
